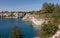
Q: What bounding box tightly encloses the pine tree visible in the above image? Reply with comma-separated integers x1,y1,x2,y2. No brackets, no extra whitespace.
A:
41,2,55,13
0,35,2,38
10,26,23,38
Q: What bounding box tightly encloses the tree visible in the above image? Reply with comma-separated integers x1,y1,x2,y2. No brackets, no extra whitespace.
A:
41,2,55,13
51,5,60,24
0,35,2,38
42,2,49,9
10,26,23,38
48,3,55,13
53,5,60,13
40,22,58,38
4,11,9,13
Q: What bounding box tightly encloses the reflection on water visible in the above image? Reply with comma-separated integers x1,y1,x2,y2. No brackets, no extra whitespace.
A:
0,18,36,38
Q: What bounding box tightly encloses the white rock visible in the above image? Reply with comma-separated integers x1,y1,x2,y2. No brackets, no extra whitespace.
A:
34,37,40,38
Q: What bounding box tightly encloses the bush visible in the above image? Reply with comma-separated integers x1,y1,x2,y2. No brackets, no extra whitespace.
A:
10,26,23,38
0,35,2,38
40,22,58,38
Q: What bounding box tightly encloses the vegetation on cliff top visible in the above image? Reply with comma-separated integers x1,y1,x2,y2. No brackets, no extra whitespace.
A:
37,2,60,38
25,2,60,38
40,22,58,38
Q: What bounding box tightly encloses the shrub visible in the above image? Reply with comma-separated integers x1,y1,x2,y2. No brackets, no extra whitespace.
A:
40,22,58,38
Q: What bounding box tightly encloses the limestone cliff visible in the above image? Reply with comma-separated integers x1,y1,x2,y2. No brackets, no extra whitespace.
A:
22,13,60,38
23,13,49,28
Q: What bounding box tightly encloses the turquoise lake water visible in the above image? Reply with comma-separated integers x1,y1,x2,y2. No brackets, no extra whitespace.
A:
0,18,36,38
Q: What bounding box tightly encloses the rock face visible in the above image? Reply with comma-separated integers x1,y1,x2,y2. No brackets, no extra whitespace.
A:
23,13,60,38
34,37,40,38
51,30,60,38
0,12,26,18
23,13,49,38
23,13,49,29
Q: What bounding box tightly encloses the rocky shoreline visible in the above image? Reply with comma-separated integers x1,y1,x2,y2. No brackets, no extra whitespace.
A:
22,13,60,38
0,12,26,18
23,13,49,28
22,13,49,38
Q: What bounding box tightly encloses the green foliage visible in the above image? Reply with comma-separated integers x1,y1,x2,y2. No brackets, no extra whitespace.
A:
51,13,60,19
41,2,55,13
52,5,60,18
40,8,47,13
49,5,60,24
53,5,60,13
0,35,2,38
38,3,60,38
38,2,60,24
43,2,49,8
40,22,58,38
10,26,23,38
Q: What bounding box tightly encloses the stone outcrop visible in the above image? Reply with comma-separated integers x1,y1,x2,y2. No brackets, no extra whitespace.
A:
23,13,49,29
51,25,60,38
0,12,25,18
23,13,49,38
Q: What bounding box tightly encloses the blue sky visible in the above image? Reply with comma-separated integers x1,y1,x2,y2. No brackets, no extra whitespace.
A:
0,0,60,11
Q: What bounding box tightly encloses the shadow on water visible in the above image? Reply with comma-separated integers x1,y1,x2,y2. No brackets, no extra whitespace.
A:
0,18,36,38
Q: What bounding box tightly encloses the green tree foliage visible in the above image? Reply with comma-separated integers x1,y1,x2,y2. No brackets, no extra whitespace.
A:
0,35,2,38
40,22,58,38
50,5,60,24
53,5,60,13
41,2,55,13
42,2,49,9
40,8,47,13
10,26,23,38
53,5,60,17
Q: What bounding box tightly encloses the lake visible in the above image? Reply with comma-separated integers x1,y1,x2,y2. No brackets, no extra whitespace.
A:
0,18,36,38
